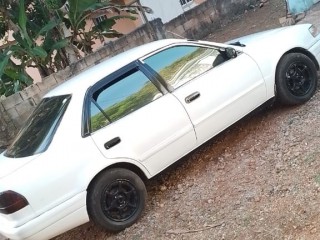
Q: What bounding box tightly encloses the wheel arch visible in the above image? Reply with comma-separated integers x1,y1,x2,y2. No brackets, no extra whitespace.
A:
277,47,320,71
86,162,149,194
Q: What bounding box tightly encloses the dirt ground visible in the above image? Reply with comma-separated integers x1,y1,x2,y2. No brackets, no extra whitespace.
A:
205,0,287,42
3,0,320,239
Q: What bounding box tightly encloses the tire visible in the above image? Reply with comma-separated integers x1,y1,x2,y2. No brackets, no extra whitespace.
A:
87,168,147,232
275,53,318,105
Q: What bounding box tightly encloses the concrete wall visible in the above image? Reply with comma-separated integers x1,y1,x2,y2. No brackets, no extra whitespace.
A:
164,0,255,39
141,0,186,23
164,0,219,39
0,105,16,148
0,0,254,149
141,0,208,23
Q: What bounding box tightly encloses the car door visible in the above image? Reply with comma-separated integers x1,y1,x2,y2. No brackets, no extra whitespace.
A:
86,63,196,176
143,43,267,144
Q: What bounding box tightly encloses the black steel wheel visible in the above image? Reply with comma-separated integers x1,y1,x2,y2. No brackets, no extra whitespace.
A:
276,53,317,105
87,168,147,231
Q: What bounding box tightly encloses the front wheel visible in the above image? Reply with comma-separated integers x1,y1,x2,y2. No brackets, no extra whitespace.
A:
87,168,147,232
275,53,318,105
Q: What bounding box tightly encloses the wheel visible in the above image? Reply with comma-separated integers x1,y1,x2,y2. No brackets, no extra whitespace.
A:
87,168,147,231
275,53,318,105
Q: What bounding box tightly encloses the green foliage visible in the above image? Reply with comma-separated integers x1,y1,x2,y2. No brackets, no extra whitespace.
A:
0,14,7,40
18,0,31,46
61,0,139,54
0,51,33,96
315,173,320,185
0,52,10,75
0,0,69,97
45,0,67,9
0,0,146,97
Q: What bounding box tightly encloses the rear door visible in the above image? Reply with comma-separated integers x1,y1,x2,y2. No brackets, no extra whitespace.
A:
86,63,196,176
143,43,267,144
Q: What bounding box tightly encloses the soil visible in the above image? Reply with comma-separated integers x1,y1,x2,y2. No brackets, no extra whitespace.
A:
3,0,320,239
205,0,287,42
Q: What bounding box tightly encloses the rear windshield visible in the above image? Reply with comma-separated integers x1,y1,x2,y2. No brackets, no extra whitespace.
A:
5,95,71,158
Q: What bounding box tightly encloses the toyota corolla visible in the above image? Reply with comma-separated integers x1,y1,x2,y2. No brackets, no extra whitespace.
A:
1,24,320,240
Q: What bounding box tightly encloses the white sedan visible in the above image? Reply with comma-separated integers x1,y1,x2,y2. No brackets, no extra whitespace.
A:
1,23,320,240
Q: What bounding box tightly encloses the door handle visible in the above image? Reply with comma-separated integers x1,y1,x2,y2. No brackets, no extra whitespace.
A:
104,137,121,150
185,92,200,103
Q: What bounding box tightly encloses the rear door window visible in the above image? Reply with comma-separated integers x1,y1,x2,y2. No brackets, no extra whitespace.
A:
90,68,162,132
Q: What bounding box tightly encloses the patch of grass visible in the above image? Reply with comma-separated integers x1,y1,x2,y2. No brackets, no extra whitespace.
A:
304,152,320,164
314,173,320,185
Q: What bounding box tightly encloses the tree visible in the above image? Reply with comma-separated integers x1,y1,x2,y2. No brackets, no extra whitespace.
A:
0,0,69,96
55,0,151,56
0,0,152,97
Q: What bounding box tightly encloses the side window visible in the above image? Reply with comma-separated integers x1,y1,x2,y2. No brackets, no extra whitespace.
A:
180,0,192,6
90,68,162,132
144,45,225,89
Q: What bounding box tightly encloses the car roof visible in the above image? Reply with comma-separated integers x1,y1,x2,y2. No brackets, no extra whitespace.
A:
45,39,184,98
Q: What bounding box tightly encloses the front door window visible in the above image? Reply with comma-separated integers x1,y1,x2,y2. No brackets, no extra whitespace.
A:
144,45,226,89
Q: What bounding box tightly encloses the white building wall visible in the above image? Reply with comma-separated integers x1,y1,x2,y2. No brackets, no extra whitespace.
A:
140,0,193,23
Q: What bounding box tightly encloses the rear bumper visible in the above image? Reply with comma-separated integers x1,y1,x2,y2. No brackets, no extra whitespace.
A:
0,192,89,240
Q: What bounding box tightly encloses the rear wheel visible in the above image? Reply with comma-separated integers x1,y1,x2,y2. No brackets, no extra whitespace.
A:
87,168,147,231
276,53,318,105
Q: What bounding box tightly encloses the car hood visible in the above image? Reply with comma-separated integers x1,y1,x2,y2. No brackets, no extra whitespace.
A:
226,24,313,50
0,152,40,179
227,27,285,46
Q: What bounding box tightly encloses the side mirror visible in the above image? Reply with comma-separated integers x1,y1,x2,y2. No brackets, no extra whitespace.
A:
225,48,237,59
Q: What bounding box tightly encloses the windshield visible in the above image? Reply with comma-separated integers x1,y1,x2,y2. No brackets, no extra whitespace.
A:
5,95,71,158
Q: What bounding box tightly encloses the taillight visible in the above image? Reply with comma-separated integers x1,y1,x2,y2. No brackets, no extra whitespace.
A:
0,190,29,214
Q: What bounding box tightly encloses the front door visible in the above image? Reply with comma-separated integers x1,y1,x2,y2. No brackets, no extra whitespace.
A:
143,43,267,144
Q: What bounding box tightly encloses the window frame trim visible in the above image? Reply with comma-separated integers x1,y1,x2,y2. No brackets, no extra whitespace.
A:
82,60,168,137
180,0,193,6
141,42,228,91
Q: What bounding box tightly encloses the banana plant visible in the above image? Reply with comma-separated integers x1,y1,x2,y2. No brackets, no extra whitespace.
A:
59,0,152,55
12,0,69,75
0,0,152,97
0,51,33,97
0,0,68,97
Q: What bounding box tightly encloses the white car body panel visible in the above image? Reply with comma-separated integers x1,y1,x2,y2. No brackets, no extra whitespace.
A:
0,192,88,240
90,93,197,176
227,24,320,100
0,154,40,179
172,51,266,143
0,24,320,240
309,40,320,64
